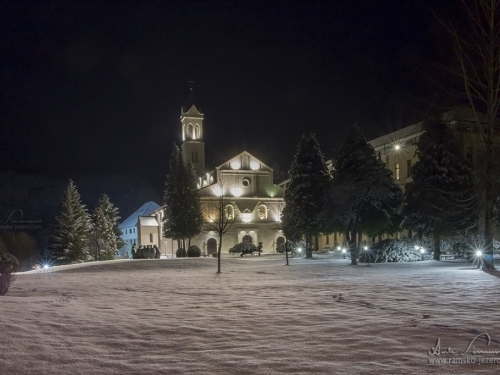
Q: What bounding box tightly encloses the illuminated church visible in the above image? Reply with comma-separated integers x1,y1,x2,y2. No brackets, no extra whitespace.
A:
122,100,286,257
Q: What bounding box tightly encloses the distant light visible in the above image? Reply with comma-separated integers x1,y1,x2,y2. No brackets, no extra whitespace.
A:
231,187,243,197
250,160,260,170
414,245,420,250
297,247,302,252
213,186,223,196
342,248,346,253
394,144,401,150
420,248,425,254
363,246,368,251
43,264,50,270
476,250,482,257
230,160,241,170
337,246,341,250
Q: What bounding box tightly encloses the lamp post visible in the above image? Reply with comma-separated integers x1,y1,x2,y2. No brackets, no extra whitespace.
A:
420,247,425,261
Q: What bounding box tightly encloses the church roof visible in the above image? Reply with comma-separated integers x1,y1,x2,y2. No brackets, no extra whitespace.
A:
119,201,161,228
138,216,159,227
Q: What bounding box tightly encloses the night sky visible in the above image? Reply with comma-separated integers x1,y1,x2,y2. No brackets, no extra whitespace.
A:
1,0,456,192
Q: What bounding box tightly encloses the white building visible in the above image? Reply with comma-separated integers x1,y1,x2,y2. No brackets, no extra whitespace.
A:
118,201,160,257
130,101,286,256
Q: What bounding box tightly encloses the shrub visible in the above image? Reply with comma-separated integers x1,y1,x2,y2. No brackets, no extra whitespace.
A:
0,252,19,296
176,248,186,258
187,245,201,257
360,239,422,263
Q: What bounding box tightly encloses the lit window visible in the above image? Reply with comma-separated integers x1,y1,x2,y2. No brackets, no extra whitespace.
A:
258,204,267,220
188,124,193,139
241,209,252,222
195,124,200,139
395,163,400,180
226,205,234,220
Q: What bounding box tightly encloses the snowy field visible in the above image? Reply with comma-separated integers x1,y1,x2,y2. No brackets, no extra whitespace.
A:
1,256,500,375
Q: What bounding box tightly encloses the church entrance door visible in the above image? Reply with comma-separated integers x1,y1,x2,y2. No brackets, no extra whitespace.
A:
242,235,253,243
276,236,285,249
207,238,217,256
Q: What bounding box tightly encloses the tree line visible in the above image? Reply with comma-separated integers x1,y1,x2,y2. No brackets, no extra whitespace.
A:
49,180,124,264
282,121,477,265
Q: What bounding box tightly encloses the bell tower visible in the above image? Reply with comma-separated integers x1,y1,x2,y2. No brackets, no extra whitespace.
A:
180,87,205,176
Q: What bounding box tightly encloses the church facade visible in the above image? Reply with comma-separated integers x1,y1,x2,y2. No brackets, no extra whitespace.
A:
131,102,286,256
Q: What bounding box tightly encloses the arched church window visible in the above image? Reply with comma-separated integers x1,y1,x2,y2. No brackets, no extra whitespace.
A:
225,205,234,220
188,124,193,139
258,204,267,220
195,124,200,139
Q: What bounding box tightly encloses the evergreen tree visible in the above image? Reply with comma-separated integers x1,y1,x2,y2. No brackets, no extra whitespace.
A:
282,133,331,258
403,120,477,260
51,180,92,263
163,144,203,248
324,125,403,265
89,194,122,261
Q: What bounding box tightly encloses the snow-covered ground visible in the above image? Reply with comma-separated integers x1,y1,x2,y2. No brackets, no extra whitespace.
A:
1,256,499,374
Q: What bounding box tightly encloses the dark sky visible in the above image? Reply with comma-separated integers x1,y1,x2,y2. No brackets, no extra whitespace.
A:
1,0,455,191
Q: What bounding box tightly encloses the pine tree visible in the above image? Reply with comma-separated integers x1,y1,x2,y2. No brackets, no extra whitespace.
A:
51,180,92,263
324,124,403,265
89,194,122,261
282,133,331,258
163,144,203,248
403,120,477,260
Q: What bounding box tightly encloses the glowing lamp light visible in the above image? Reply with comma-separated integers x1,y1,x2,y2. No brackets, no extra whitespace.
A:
230,160,241,170
342,249,346,254
241,212,252,222
250,160,260,170
476,250,483,257
420,248,425,254
213,186,223,197
297,248,302,252
414,245,420,250
231,187,243,197
43,264,50,270
337,246,341,250
394,144,401,151
363,246,368,251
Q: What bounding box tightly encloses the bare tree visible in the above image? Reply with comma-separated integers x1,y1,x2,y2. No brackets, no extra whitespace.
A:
203,179,235,273
446,0,500,269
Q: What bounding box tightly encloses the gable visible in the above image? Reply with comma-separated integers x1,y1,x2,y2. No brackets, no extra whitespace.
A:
218,151,272,173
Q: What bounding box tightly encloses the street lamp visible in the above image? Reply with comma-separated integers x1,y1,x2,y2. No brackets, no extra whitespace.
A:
476,249,483,269
363,246,371,265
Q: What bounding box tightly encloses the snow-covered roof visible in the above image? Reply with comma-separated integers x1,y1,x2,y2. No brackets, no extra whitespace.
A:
138,216,159,227
119,201,161,228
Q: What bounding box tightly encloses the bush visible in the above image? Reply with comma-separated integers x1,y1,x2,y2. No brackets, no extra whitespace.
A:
187,245,201,257
0,252,19,296
360,239,422,263
176,248,186,258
